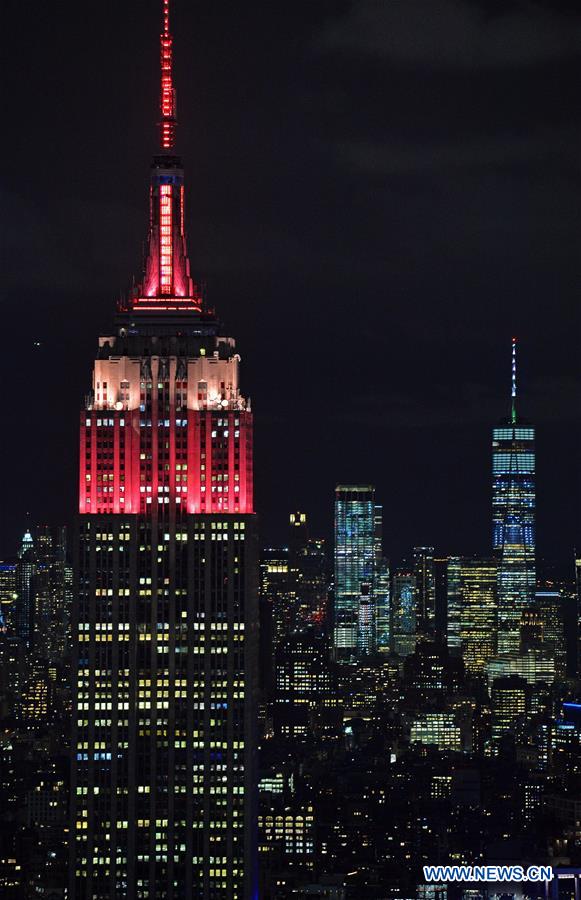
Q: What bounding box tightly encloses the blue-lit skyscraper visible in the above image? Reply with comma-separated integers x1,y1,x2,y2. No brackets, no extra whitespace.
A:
391,569,417,657
334,485,380,659
492,339,536,654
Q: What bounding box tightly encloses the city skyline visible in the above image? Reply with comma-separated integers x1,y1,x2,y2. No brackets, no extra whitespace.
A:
1,3,580,899
1,0,579,564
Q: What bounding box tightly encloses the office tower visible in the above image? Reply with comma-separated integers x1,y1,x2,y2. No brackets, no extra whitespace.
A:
402,640,464,708
273,630,333,740
450,558,498,676
493,339,536,654
491,674,528,741
69,4,258,897
15,530,35,647
535,591,567,679
390,568,416,658
258,765,315,892
520,607,544,652
288,512,308,553
20,657,52,725
33,525,72,663
373,558,389,654
574,554,581,677
413,547,435,638
356,583,375,657
287,513,328,629
0,560,18,634
373,506,390,653
333,485,376,659
446,557,462,653
486,651,555,695
433,556,449,643
297,537,328,627
261,547,294,648
0,637,26,721
410,713,462,752
552,702,581,776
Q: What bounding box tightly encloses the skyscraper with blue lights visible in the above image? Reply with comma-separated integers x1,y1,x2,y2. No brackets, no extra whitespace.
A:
492,339,536,654
334,485,380,659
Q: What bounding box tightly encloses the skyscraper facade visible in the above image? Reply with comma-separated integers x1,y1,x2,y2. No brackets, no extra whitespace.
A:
535,591,567,679
287,513,328,629
433,556,449,643
374,504,390,654
413,546,436,639
15,530,35,647
333,485,378,659
492,339,536,654
446,557,462,653
391,569,417,658
456,557,498,676
70,4,258,897
34,525,72,663
375,556,391,653
0,560,17,634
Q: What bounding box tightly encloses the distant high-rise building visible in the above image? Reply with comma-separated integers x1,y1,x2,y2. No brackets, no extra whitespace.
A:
493,339,536,654
535,591,567,679
15,531,35,647
356,583,375,656
391,569,417,658
373,503,390,654
433,556,449,643
69,4,258,896
375,557,391,653
261,547,295,648
413,547,436,638
0,561,18,634
486,651,555,695
289,511,308,552
403,640,464,707
491,674,528,741
410,713,462,753
334,485,377,659
446,557,462,654
573,553,581,676
33,525,72,662
446,557,498,676
520,607,544,653
287,513,328,629
273,630,333,740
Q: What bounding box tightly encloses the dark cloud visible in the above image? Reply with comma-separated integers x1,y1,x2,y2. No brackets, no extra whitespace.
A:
1,0,579,564
331,373,581,431
332,131,579,175
319,0,581,68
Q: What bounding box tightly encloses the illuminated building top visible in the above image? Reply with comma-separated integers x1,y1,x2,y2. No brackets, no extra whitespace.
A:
119,0,202,312
79,0,253,517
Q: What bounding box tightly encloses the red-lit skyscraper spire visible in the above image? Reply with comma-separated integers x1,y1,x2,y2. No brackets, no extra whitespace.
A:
122,0,202,311
160,0,177,151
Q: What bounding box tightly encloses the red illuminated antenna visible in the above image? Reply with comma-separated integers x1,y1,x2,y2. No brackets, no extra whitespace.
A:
160,0,177,150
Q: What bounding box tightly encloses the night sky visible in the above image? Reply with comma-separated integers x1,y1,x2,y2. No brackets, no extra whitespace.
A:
2,0,580,569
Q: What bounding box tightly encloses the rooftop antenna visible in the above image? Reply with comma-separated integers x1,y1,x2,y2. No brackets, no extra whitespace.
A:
160,0,177,151
511,336,517,425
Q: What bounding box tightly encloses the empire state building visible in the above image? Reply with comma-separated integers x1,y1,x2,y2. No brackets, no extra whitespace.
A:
70,2,258,897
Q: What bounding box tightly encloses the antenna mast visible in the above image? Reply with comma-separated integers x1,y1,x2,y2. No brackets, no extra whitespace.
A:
511,337,517,425
160,0,177,150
